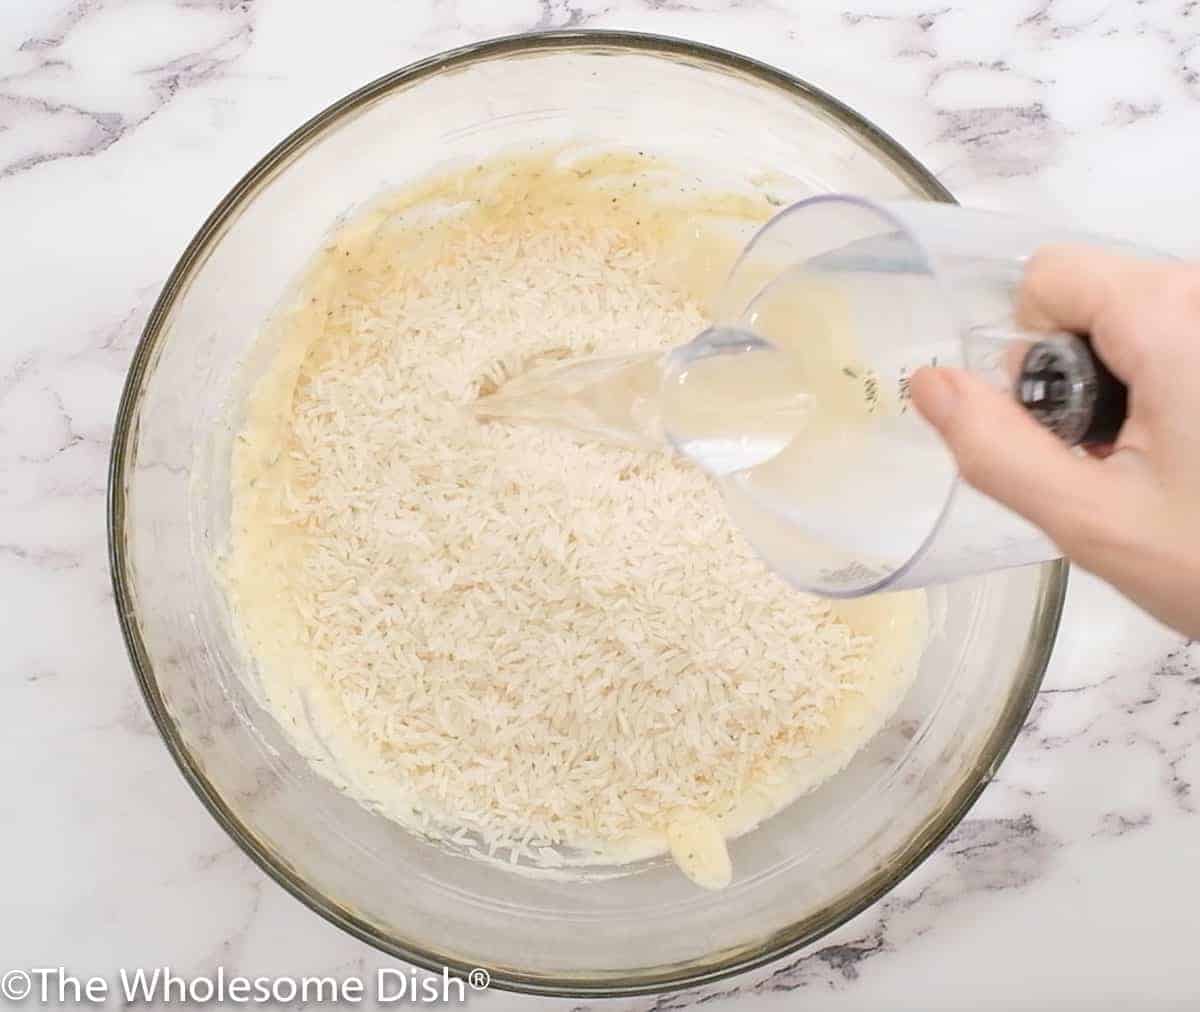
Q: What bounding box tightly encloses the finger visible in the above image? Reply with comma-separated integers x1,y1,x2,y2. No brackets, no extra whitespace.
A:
1017,245,1130,332
909,365,1118,555
1017,244,1157,385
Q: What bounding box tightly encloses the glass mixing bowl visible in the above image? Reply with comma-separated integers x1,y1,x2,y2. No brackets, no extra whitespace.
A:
108,31,1064,996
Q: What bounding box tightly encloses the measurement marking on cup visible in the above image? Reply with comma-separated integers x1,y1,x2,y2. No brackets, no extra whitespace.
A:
864,370,880,411
898,357,939,414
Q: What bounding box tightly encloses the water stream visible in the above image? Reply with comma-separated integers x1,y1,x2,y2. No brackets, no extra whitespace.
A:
471,326,814,478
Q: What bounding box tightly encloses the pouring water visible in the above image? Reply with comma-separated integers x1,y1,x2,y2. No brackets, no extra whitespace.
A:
472,327,813,475
472,195,1132,597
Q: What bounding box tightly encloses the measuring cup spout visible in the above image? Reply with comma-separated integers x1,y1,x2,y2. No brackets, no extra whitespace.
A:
661,326,813,479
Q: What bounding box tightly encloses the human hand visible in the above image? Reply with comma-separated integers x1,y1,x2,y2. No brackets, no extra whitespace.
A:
910,246,1200,638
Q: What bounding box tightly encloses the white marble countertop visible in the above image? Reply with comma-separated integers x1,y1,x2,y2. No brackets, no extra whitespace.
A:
3,0,1199,1008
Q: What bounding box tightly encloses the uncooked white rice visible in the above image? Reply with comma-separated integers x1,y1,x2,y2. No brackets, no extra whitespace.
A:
224,152,922,876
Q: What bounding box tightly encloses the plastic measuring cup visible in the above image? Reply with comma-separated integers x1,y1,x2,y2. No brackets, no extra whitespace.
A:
660,195,1133,597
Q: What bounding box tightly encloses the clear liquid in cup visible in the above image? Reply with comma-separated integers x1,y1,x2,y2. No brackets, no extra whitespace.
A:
470,260,951,595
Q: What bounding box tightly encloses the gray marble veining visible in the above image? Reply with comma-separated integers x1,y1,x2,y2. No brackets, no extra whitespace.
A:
2,1,1198,1008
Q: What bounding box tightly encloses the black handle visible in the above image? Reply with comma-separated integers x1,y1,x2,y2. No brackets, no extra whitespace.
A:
1016,334,1128,446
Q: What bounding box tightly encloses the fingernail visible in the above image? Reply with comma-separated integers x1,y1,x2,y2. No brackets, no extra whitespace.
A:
910,367,961,429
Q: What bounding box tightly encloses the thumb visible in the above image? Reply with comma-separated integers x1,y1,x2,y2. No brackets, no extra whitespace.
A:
908,366,1111,554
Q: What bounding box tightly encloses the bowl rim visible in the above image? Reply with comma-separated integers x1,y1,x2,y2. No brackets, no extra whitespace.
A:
107,28,1066,998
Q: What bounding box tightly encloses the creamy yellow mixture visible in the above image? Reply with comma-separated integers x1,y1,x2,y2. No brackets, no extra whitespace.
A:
223,150,927,889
